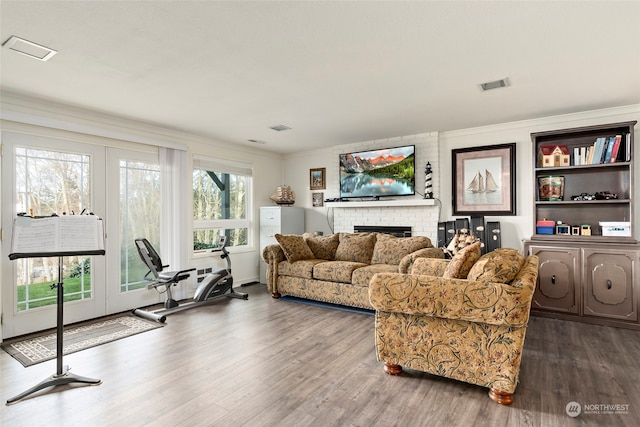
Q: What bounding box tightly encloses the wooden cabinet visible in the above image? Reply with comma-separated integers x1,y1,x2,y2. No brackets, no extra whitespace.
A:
525,224,640,330
526,121,639,329
530,245,580,314
259,206,304,283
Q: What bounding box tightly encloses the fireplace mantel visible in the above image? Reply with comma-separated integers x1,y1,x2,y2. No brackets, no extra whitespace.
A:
325,199,435,208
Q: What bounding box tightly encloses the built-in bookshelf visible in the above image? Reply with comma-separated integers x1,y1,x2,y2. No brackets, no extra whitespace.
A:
525,121,640,330
530,121,636,243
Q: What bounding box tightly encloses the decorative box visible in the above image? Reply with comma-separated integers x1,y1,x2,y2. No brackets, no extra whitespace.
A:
599,222,631,237
536,220,555,235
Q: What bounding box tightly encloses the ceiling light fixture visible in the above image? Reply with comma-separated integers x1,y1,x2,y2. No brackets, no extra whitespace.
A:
2,35,57,61
480,78,510,91
269,124,292,132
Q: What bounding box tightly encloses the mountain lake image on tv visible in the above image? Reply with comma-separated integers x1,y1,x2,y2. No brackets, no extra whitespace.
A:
339,145,415,199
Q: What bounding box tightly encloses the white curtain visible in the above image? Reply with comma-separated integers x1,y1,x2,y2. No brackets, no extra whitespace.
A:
160,147,191,287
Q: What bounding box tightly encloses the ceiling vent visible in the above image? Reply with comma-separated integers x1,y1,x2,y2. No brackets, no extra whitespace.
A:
480,78,510,91
248,139,267,145
2,36,57,61
269,124,292,132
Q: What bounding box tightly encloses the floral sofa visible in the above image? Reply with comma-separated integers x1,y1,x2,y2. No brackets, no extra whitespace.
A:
262,232,443,310
369,244,539,405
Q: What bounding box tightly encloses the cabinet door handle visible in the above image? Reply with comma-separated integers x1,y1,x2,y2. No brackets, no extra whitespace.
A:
607,279,612,290
551,275,555,285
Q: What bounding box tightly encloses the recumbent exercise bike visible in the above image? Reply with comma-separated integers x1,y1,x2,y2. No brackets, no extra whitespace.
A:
132,235,247,323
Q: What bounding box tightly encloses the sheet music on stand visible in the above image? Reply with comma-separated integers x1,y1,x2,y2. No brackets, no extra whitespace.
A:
9,214,105,260
6,214,105,404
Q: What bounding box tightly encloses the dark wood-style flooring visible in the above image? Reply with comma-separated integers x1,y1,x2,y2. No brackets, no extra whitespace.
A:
2,284,639,426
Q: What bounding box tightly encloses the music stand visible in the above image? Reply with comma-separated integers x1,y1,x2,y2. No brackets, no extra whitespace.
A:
7,215,105,404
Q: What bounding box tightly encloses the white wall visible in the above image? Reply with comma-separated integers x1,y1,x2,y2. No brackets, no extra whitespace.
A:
283,105,640,250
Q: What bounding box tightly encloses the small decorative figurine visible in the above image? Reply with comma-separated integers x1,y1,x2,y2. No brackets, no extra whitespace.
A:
424,162,433,199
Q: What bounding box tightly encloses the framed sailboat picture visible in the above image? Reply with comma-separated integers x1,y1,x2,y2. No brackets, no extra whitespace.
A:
452,143,516,215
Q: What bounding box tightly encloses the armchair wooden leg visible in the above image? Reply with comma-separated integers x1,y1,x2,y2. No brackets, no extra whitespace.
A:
272,292,281,299
488,388,513,405
384,363,402,375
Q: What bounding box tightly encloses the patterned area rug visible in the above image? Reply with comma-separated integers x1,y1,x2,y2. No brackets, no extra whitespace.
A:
1,315,163,367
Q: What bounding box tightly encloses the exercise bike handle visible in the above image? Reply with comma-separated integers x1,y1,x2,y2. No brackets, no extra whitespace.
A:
209,235,229,254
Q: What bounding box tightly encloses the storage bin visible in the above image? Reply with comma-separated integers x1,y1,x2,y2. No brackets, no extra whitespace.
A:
599,222,631,237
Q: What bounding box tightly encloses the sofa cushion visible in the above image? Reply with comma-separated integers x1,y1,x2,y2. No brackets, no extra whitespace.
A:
410,257,450,277
334,233,376,264
304,233,340,260
443,241,482,279
467,248,526,284
313,261,368,284
278,259,327,279
352,264,398,287
275,234,316,262
371,234,433,265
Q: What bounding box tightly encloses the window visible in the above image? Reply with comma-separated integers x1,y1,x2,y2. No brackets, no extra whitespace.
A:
192,157,252,252
14,147,92,310
119,159,160,292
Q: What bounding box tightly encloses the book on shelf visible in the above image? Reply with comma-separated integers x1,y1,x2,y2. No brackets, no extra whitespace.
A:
587,145,595,164
609,135,622,163
603,136,616,163
573,147,580,165
591,137,604,164
625,133,631,162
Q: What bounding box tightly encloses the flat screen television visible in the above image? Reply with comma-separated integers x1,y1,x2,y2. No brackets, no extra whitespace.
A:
339,145,415,199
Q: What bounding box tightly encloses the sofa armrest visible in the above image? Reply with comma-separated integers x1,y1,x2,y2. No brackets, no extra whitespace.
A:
262,244,285,293
398,247,444,273
369,268,536,327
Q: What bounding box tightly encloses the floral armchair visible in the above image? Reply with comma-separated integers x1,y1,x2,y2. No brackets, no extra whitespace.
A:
368,247,539,405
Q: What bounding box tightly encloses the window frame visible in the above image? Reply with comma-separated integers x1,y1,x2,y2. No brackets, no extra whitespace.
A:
192,156,253,256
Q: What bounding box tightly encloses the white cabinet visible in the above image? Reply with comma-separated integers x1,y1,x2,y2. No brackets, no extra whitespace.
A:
259,206,304,283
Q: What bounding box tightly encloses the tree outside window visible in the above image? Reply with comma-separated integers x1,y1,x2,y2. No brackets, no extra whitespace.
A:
193,168,250,251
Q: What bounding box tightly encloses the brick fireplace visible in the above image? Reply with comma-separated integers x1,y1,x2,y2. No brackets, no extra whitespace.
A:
332,203,440,244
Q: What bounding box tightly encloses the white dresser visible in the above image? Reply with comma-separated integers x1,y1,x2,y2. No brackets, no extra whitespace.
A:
259,206,304,283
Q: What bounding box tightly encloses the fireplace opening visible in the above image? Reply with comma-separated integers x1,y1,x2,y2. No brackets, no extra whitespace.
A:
353,225,412,237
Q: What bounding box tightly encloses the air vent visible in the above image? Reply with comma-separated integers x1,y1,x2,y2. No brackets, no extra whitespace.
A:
248,139,267,145
480,78,510,91
269,124,292,132
2,36,57,61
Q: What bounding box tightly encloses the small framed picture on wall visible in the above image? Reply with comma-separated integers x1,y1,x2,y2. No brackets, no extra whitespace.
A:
310,168,326,190
312,192,324,207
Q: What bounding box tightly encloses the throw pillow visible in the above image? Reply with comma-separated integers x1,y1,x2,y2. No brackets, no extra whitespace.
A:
371,234,433,265
467,248,526,284
275,234,316,262
334,233,377,264
304,233,340,260
442,241,482,279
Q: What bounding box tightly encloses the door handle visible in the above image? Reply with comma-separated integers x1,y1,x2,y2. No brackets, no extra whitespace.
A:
606,279,612,290
551,274,555,285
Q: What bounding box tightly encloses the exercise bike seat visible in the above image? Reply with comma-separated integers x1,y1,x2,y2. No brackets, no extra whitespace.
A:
135,238,195,285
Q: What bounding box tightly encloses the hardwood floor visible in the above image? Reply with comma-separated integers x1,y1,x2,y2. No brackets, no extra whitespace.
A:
2,284,639,426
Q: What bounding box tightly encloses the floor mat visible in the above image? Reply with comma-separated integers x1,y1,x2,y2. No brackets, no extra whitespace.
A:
2,315,163,367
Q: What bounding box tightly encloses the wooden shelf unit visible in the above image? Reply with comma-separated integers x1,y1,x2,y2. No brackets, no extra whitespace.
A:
525,121,639,330
531,121,636,241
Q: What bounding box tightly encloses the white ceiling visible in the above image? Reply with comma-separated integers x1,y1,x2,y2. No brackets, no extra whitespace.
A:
1,1,639,154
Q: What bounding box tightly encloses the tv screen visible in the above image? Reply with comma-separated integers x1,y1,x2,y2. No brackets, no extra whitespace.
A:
339,145,415,199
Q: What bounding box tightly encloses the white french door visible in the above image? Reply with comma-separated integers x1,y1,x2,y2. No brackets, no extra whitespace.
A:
105,148,163,313
1,133,163,338
1,132,107,337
